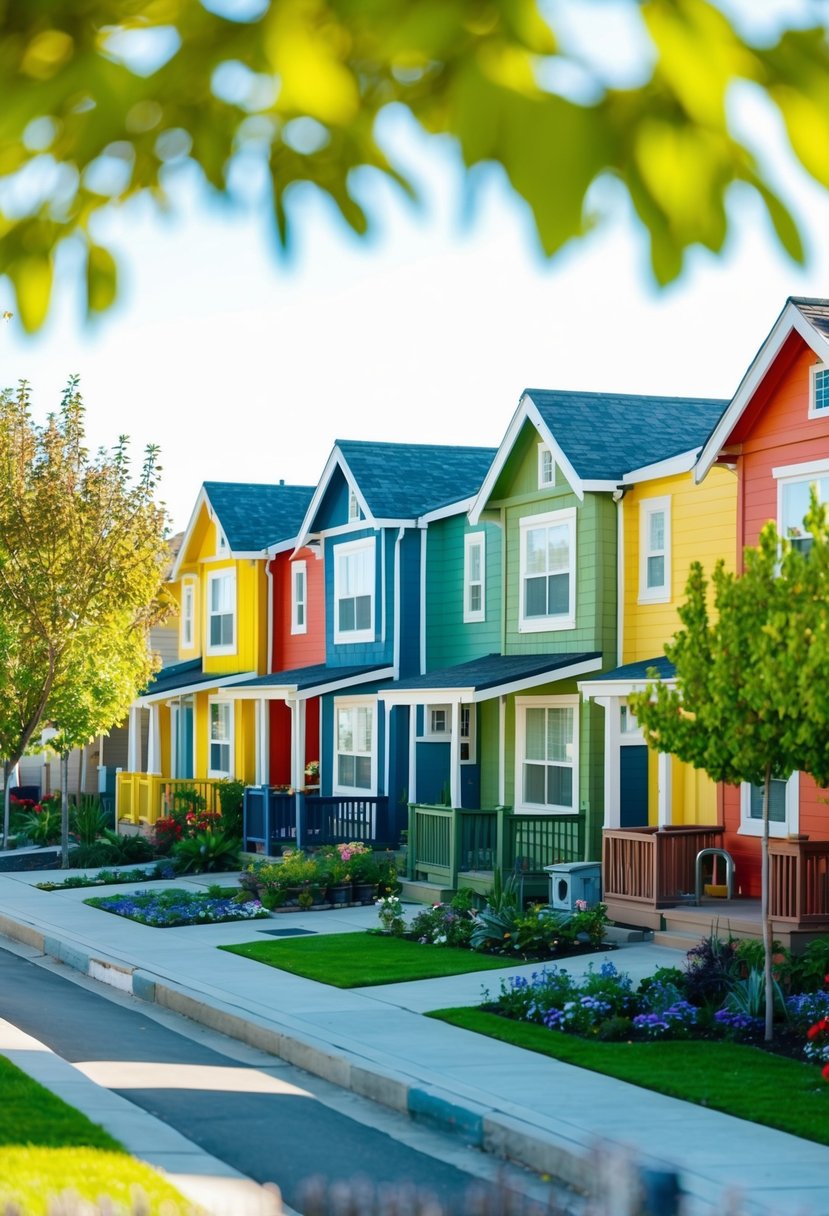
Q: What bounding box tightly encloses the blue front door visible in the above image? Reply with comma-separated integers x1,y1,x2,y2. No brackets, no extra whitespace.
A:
620,745,649,827
176,698,194,779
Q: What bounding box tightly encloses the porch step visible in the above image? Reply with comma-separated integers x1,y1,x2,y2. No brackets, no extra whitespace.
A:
652,929,710,952
398,878,454,906
603,924,651,945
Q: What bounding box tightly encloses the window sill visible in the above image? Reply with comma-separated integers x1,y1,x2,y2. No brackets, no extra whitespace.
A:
637,591,671,606
518,617,575,634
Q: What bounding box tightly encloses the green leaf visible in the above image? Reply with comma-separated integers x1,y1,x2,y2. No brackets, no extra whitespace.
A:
86,243,118,315
8,255,53,333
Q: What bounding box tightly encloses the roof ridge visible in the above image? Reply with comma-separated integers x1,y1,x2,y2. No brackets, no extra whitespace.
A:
524,388,728,404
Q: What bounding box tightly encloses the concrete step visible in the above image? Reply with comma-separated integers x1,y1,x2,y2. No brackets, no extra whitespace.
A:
604,924,651,945
652,929,705,952
397,878,454,905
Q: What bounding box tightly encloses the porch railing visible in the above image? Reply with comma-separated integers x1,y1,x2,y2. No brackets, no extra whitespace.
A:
242,786,392,854
770,838,829,925
116,774,224,826
407,804,584,889
602,826,724,907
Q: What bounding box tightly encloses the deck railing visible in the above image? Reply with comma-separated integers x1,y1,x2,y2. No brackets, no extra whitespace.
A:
116,774,224,825
408,804,585,889
770,838,829,924
242,786,392,854
602,826,724,907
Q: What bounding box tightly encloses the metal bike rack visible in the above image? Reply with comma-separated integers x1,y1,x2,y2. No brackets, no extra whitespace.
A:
694,847,735,905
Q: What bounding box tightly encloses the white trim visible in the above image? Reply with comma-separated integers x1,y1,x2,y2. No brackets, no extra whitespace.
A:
136,670,258,706
348,488,361,522
205,568,237,656
384,699,392,797
418,496,477,525
638,495,671,605
469,393,584,525
696,300,829,483
408,705,418,803
463,532,486,623
180,577,196,651
739,771,800,838
775,458,829,548
333,536,375,645
498,696,506,806
332,697,377,796
226,666,395,702
657,751,672,828
419,525,427,675
380,530,387,645
291,560,308,635
622,448,699,483
147,704,161,775
518,507,577,633
537,442,555,489
266,560,274,672
379,655,604,707
580,674,675,700
514,694,579,815
422,704,452,739
294,446,373,549
808,363,829,420
393,528,404,677
170,485,210,583
772,457,829,482
207,697,234,779
449,700,461,807
616,495,624,667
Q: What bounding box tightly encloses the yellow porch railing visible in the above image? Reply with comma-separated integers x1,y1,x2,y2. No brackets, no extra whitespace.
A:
116,774,224,825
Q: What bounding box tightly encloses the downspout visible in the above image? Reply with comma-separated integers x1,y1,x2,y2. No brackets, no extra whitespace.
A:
613,487,626,668
393,527,404,679
380,532,387,646
499,506,506,653
419,524,427,675
266,557,275,674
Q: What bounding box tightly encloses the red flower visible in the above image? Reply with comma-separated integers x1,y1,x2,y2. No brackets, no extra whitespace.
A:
822,1063,829,1082
807,1018,829,1040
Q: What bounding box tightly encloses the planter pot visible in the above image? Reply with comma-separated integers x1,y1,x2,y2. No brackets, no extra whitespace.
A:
352,882,377,905
327,883,351,906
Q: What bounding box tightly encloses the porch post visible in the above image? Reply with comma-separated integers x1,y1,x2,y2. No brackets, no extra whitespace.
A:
255,698,270,785
384,700,392,797
127,706,142,773
289,698,306,849
147,704,161,775
599,696,620,829
657,751,672,827
408,702,417,804
498,696,506,806
450,700,461,809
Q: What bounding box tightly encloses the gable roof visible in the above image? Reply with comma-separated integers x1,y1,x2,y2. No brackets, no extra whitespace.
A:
380,651,604,702
696,297,829,483
296,440,497,545
470,389,727,520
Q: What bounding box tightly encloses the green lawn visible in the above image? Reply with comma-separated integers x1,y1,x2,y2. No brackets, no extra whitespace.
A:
429,1008,829,1145
221,932,517,987
0,1057,196,1214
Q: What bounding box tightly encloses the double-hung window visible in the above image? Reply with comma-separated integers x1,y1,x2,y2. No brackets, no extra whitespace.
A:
334,702,375,793
463,533,485,623
776,461,829,555
460,704,474,762
809,365,829,418
207,569,236,653
538,444,555,488
639,496,671,603
519,508,576,632
740,772,799,838
208,701,233,778
291,561,307,634
180,580,196,650
517,697,578,813
334,538,374,643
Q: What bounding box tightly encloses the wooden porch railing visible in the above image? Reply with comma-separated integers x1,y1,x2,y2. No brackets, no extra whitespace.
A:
116,774,224,825
407,804,585,889
602,826,724,907
770,838,829,924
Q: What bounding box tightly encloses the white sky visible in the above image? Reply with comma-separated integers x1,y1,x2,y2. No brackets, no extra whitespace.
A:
1,1,828,532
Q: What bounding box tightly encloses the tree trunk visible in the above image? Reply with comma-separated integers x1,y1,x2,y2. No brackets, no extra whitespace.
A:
762,763,773,1042
3,760,10,846
60,750,70,868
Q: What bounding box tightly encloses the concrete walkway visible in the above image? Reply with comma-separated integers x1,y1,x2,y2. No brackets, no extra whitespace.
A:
0,867,827,1216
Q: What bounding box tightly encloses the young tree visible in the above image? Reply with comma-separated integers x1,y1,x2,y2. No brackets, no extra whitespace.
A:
629,494,829,1041
1,2,828,328
0,378,170,854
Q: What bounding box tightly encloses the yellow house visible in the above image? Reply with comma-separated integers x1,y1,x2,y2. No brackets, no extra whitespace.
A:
118,481,314,824
580,456,735,831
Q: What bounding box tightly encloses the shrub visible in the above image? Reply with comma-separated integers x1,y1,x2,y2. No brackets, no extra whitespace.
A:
470,904,520,953
16,799,61,846
484,966,578,1024
410,893,475,947
632,1000,699,1039
216,779,245,838
566,901,610,948
172,829,240,874
791,937,829,993
683,932,741,1008
70,795,109,846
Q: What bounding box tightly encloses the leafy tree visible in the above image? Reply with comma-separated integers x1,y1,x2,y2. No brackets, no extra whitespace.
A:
0,377,170,855
1,0,828,329
629,493,829,1041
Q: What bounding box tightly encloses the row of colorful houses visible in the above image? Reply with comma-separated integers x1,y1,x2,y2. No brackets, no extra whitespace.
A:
120,296,829,948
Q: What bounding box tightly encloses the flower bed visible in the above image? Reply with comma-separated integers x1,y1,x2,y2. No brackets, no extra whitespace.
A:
84,886,269,928
36,864,175,891
241,845,398,911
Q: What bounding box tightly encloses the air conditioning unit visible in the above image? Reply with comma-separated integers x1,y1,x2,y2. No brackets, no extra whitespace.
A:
545,862,602,911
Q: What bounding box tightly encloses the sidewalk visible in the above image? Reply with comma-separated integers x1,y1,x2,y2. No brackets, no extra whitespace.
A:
0,867,827,1216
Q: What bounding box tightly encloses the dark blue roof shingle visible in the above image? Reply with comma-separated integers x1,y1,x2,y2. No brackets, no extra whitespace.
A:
390,652,602,692
336,441,497,518
203,482,316,551
588,656,675,682
525,390,728,482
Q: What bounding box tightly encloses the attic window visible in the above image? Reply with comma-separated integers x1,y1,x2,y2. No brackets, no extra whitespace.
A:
538,444,554,488
218,531,228,553
348,489,360,522
810,365,829,418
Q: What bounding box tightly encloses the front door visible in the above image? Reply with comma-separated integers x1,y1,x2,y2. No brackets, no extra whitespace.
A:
620,745,649,827
176,698,194,779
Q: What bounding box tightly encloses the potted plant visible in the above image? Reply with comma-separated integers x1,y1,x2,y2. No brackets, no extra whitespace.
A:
347,848,381,903
304,760,320,790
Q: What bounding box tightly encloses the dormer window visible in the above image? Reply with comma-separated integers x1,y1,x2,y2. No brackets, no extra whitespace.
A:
810,365,829,418
348,489,361,522
538,444,554,488
206,569,236,653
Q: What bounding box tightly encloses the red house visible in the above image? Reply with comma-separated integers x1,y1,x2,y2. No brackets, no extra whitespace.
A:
697,296,829,943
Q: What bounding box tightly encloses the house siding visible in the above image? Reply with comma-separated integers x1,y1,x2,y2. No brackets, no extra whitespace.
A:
425,515,502,669
271,547,326,672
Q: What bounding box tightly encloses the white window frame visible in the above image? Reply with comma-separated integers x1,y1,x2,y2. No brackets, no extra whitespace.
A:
333,536,375,644
518,507,576,633
180,578,196,650
619,702,644,744
515,695,579,815
463,532,486,623
809,364,829,419
207,698,234,779
538,443,555,488
206,569,236,655
739,772,799,839
774,458,829,553
422,704,451,739
348,488,361,522
291,560,307,635
638,496,671,604
460,703,475,764
333,699,376,795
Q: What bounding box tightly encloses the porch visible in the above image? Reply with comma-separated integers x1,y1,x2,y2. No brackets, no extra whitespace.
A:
603,826,829,950
116,773,225,825
242,784,394,853
406,803,584,898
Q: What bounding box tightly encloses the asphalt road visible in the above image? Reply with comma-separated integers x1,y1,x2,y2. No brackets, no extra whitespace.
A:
0,945,566,1214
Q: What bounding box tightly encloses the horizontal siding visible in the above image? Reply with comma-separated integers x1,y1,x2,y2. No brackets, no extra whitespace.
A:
274,548,326,671
426,515,502,669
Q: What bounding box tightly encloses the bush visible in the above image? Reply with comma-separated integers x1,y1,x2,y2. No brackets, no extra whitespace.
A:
171,829,240,874
70,795,109,846
409,892,475,947
683,932,741,1008
216,779,245,838
791,937,829,993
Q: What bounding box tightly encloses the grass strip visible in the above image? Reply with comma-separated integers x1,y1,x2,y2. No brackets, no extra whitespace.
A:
221,933,517,987
429,1008,829,1144
0,1058,196,1213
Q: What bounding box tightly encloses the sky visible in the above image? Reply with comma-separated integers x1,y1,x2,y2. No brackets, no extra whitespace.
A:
1,0,828,533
